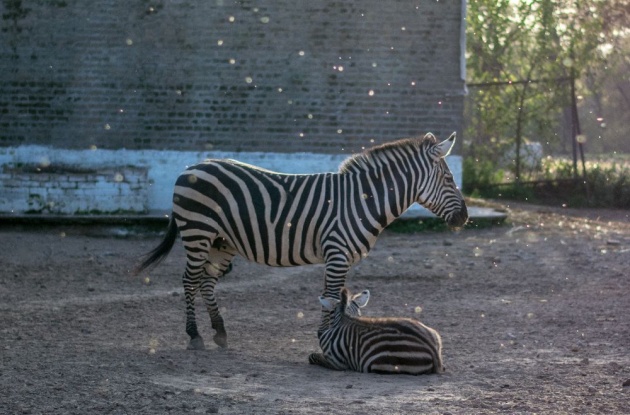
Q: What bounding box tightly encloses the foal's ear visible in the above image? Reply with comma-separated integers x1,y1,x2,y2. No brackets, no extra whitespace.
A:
319,296,339,310
352,290,370,308
434,132,456,158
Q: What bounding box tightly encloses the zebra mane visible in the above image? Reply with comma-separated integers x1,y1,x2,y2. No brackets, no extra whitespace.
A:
339,287,351,309
338,134,437,174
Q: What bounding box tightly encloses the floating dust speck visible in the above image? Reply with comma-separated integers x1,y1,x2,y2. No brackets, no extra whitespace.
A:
260,16,270,23
414,306,422,314
126,38,133,46
148,338,159,354
387,256,394,263
362,193,369,199
297,311,304,319
59,232,66,238
39,156,51,168
144,277,151,284
187,175,198,184
368,90,375,96
113,172,124,183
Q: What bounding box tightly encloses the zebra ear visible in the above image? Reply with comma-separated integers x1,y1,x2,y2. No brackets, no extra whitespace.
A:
319,296,339,310
352,290,370,308
434,132,456,158
424,132,437,142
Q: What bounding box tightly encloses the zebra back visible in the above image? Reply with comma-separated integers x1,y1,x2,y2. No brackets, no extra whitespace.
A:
318,287,444,375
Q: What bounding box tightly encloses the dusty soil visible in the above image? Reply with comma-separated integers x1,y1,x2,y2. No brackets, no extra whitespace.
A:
1,203,629,414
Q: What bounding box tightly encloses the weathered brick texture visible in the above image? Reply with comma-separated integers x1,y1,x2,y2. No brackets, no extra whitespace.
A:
0,164,148,214
0,0,465,154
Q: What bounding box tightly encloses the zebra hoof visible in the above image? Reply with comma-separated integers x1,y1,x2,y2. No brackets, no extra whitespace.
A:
213,333,228,349
187,336,205,350
308,352,324,365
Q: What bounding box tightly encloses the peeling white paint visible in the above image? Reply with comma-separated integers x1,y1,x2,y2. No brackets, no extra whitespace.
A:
0,146,461,216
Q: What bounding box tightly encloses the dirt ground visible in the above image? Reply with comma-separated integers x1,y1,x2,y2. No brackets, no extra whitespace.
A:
1,202,629,415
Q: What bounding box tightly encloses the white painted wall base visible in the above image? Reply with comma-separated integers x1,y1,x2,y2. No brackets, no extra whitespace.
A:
0,146,462,216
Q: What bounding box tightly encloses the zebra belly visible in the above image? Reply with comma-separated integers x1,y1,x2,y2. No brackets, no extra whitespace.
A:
365,352,436,375
173,203,324,267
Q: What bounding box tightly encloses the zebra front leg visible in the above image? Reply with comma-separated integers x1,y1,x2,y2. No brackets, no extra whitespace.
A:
318,256,350,336
308,353,345,371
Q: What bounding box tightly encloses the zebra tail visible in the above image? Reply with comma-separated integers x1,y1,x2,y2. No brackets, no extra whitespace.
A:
133,215,178,275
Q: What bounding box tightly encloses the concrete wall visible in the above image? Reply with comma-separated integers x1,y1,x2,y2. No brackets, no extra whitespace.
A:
0,146,462,215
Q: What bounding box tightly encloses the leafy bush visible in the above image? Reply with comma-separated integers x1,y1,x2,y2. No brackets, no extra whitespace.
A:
463,155,630,209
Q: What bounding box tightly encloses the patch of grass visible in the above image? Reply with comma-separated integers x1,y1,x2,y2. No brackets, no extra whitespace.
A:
387,218,449,233
387,216,506,234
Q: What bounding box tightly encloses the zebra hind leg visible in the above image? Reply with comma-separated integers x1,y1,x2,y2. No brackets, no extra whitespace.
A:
200,243,236,348
182,263,206,350
308,353,344,371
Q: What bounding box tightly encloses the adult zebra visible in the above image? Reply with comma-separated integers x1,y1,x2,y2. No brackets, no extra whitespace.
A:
135,132,468,350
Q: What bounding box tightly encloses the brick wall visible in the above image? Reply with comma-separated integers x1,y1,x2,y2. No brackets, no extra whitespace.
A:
0,0,466,154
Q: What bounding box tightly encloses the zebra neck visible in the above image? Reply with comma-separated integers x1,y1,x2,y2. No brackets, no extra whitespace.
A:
348,164,420,229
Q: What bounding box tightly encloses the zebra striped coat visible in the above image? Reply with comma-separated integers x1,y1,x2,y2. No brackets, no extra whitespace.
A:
136,133,467,350
309,288,444,375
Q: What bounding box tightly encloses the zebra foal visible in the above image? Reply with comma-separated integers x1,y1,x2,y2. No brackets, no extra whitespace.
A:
309,287,444,375
135,133,467,350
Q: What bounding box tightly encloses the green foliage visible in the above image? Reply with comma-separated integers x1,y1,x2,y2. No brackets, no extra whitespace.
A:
465,0,630,168
463,158,504,196
464,154,630,209
541,156,630,207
